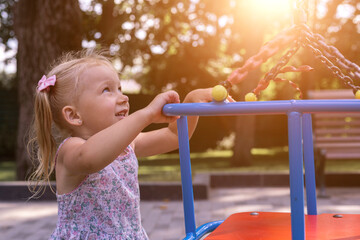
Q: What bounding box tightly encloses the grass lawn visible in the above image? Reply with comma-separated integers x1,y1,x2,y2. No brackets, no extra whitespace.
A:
2,149,360,182
0,161,16,181
138,149,360,182
138,157,290,182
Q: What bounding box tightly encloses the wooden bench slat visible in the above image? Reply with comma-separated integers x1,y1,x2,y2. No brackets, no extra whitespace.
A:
314,120,360,127
314,128,360,135
315,136,360,142
325,152,360,159
315,142,360,148
313,113,360,118
324,148,360,153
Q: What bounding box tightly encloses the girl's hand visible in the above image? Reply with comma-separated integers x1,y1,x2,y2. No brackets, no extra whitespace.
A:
183,88,213,103
145,90,180,123
133,88,211,158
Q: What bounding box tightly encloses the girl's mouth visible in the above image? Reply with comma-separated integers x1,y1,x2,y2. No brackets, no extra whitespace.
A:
115,110,127,117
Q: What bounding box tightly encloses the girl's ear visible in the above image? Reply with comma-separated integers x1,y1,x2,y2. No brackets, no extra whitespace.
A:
62,106,82,126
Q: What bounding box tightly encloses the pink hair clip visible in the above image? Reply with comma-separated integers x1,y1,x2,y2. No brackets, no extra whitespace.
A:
37,75,56,92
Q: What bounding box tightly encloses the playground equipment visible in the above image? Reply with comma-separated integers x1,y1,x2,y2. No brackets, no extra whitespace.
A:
162,1,360,238
163,100,360,239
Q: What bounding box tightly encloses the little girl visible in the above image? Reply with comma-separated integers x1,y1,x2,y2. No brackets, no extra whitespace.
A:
28,49,212,239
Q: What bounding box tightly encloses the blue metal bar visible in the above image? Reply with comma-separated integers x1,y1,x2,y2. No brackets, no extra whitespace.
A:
163,99,360,116
182,221,224,240
302,113,317,215
177,116,196,236
287,111,305,240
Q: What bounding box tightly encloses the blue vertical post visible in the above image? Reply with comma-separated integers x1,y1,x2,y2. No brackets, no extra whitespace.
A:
287,111,305,240
177,116,196,237
302,113,317,215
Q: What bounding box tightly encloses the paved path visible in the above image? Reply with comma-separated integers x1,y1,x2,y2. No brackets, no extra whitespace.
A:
1,187,360,240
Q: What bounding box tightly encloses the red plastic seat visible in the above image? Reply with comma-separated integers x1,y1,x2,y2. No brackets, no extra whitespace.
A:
205,212,360,240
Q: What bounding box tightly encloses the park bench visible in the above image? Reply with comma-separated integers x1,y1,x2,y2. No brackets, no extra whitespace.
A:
307,89,360,196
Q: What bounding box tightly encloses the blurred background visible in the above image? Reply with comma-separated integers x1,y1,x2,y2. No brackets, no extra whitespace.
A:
0,0,359,182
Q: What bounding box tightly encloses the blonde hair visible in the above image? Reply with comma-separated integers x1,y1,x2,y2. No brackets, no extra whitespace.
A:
28,49,116,197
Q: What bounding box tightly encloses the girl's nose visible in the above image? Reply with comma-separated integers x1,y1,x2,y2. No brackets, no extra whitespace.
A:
117,92,129,104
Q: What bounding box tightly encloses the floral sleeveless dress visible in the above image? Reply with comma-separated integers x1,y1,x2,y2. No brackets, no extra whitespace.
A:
50,140,148,240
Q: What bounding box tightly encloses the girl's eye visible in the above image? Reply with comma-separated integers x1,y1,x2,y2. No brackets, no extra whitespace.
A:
118,87,122,92
102,87,110,93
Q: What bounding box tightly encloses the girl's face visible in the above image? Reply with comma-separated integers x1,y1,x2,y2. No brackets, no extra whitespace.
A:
75,64,129,137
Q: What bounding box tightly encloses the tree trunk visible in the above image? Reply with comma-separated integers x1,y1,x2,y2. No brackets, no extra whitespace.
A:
231,71,260,166
231,3,266,166
13,0,82,180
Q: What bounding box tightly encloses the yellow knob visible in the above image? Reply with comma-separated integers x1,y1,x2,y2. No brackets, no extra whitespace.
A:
245,92,257,102
212,85,228,102
356,90,360,99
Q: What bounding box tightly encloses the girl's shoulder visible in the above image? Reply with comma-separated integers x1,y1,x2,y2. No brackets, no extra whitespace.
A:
57,137,71,152
55,137,89,195
57,137,85,154
55,137,85,165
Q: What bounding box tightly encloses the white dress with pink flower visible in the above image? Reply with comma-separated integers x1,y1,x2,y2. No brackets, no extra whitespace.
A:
50,141,148,240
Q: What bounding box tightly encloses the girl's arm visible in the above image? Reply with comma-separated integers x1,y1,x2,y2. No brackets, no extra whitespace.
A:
58,91,180,175
133,88,212,157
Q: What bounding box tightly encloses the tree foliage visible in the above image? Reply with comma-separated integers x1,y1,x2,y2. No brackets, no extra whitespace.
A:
310,0,360,89
81,0,242,96
80,0,295,97
0,0,16,87
3,0,359,95
0,0,15,51
1,0,360,173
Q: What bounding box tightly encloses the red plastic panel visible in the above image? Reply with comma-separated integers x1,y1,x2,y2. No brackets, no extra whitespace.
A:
205,212,360,240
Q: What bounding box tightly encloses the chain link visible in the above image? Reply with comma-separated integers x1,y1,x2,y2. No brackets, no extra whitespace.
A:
299,25,360,92
224,20,360,99
226,25,299,85
253,41,301,95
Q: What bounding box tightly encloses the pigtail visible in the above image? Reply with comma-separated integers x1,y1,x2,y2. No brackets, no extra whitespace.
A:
26,49,115,198
28,90,57,198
